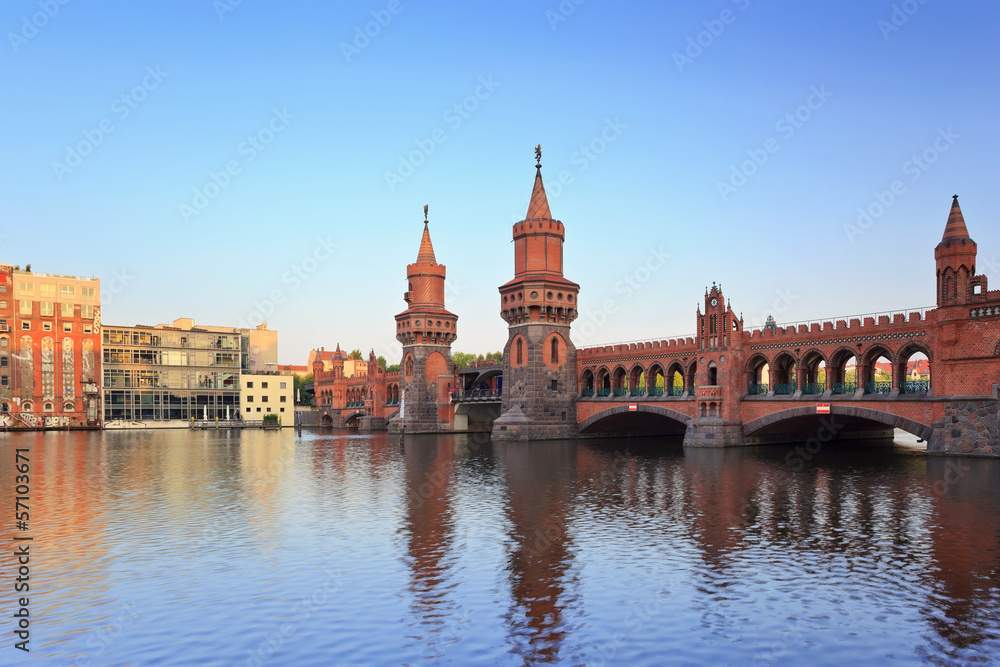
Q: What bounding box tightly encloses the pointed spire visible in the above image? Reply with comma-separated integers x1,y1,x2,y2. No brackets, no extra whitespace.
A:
525,146,553,220
941,195,973,245
416,205,437,265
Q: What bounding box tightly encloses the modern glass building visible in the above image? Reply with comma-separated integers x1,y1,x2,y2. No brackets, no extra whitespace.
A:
102,318,270,424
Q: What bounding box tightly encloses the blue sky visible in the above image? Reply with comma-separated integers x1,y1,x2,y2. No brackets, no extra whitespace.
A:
1,0,998,364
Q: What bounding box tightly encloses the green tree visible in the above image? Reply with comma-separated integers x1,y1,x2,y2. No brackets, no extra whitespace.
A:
293,373,314,406
376,355,387,370
452,352,476,369
386,364,400,373
350,349,363,360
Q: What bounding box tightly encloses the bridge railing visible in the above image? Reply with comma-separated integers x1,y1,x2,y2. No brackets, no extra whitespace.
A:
746,306,936,337
451,388,501,401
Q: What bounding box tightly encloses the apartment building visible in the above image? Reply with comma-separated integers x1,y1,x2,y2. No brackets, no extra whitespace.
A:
240,372,295,424
102,318,278,427
0,264,101,427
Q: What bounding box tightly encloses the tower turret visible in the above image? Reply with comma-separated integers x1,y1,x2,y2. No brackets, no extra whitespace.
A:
394,207,458,432
492,147,580,440
935,195,982,307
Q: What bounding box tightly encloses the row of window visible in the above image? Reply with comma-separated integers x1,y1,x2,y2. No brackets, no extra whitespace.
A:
3,401,77,413
5,321,92,333
244,395,287,403
11,301,96,318
247,407,285,413
16,283,96,300
243,381,287,389
103,330,240,350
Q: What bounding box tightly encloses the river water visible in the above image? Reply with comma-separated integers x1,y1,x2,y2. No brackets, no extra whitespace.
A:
1,429,998,665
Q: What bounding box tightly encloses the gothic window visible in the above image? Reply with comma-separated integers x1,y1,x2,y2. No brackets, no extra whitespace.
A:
516,338,523,365
551,337,559,364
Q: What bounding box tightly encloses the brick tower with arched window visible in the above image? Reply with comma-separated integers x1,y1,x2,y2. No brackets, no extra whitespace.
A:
394,209,458,433
492,149,580,440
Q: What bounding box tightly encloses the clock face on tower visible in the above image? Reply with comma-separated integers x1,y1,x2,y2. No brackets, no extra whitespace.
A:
710,298,718,307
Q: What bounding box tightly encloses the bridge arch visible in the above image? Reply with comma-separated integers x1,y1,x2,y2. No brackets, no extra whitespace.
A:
896,341,932,394
596,367,611,395
743,405,933,442
801,349,828,393
647,363,665,394
579,403,692,437
581,369,595,394
344,411,364,427
628,364,645,394
771,352,797,392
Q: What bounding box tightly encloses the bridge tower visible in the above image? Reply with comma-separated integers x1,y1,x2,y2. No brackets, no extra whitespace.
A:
935,195,986,308
683,283,748,446
491,148,580,440
394,208,458,433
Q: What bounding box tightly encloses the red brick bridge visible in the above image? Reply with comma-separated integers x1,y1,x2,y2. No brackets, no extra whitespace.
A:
314,162,999,456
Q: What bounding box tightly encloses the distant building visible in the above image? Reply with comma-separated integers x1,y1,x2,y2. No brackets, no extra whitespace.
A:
102,318,278,427
0,264,101,427
279,364,310,378
241,372,294,424
308,347,367,377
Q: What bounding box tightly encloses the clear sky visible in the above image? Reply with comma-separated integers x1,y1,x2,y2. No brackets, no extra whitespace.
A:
2,0,998,365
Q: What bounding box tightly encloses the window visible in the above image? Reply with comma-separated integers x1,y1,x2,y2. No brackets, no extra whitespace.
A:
246,396,254,402
81,305,94,319
280,407,285,413
22,403,32,412
40,302,54,316
246,407,251,413
266,408,272,413
262,382,269,389
0,301,6,309
280,382,287,389
64,323,73,332
19,300,31,315
551,379,558,391
280,396,286,403
40,284,55,298
0,338,7,349
0,357,6,367
246,381,254,388
262,396,268,403
0,286,5,294
0,377,7,387
43,402,54,412
256,407,261,412
61,302,74,317
42,322,52,332
516,338,523,365
81,287,96,300
18,282,33,296
83,325,92,334
21,322,30,330
61,285,75,298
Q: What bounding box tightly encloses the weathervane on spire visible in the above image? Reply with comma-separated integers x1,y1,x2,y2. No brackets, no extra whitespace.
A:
535,144,542,168
424,204,429,223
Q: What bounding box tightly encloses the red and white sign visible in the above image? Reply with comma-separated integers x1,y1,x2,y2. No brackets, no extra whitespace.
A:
817,404,831,414
629,403,638,412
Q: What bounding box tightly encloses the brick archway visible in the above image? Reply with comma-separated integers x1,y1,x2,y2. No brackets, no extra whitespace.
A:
742,405,933,441
578,404,693,432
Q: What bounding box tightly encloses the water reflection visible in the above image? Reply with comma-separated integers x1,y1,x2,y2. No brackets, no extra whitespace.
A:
0,431,997,664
